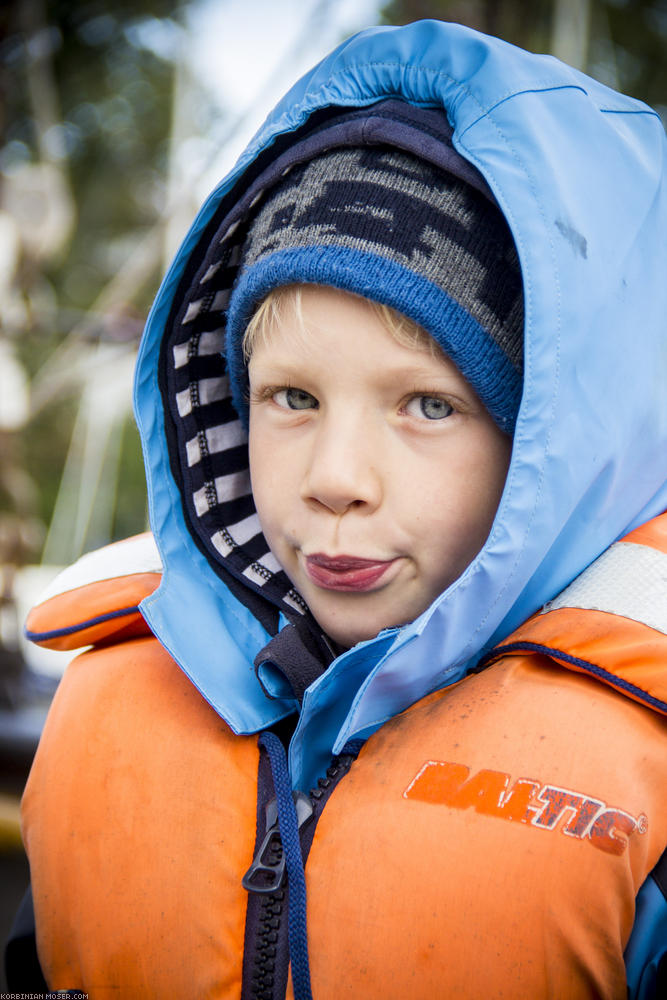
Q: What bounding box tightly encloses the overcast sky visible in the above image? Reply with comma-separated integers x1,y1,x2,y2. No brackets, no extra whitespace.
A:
183,0,383,195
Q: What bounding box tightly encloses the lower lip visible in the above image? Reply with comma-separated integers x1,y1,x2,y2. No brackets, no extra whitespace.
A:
304,555,397,592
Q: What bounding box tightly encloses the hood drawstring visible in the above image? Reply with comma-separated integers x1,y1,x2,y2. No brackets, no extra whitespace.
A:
259,730,314,1000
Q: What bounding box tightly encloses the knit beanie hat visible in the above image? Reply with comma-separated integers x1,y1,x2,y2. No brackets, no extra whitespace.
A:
226,143,524,433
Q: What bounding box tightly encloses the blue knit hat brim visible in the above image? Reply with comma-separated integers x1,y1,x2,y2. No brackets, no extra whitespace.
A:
227,244,521,433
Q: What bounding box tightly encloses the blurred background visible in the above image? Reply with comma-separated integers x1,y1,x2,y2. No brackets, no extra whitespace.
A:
1,0,666,980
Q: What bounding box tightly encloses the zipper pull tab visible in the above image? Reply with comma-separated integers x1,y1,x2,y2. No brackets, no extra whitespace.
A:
242,792,313,894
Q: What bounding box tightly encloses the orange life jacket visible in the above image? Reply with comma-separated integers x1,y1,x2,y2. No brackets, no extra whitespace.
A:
21,516,667,998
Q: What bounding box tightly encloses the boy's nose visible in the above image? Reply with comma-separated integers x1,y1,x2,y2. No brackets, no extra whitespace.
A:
301,417,382,516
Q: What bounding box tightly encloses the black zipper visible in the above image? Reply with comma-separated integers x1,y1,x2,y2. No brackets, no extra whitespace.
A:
245,886,287,1000
241,745,360,1000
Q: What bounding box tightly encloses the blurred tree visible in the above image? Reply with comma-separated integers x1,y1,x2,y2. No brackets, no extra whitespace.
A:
0,0,188,561
1,0,183,321
380,0,554,51
378,0,667,115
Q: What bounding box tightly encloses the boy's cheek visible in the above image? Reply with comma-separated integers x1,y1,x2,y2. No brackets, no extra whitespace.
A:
249,420,292,496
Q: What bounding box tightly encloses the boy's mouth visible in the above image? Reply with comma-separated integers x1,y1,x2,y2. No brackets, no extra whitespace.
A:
304,553,397,592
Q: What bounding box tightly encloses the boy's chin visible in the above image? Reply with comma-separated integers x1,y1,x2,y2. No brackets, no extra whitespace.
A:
313,611,400,651
302,582,427,649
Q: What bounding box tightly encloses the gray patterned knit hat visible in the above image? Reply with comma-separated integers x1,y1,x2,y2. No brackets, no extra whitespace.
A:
226,144,524,432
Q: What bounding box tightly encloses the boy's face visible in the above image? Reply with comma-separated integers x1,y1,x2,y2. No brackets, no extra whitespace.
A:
248,286,511,648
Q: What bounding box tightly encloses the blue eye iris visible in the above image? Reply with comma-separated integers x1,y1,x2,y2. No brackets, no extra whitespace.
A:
420,397,452,419
285,388,317,410
407,395,453,420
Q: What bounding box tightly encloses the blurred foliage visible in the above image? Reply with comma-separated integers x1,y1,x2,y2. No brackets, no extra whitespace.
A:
113,418,149,542
0,0,186,563
380,0,555,48
16,397,78,544
379,0,667,115
1,0,182,320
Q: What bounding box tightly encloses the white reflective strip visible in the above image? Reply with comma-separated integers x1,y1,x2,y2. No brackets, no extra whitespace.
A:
227,512,262,546
192,484,211,517
185,420,245,467
197,377,227,406
243,563,271,587
173,343,190,369
193,470,251,516
221,219,239,241
177,377,228,417
183,300,203,324
176,387,193,417
211,530,234,557
542,541,667,635
173,331,224,372
205,419,245,454
215,469,251,502
242,551,282,587
185,434,203,467
201,262,221,284
198,329,225,354
210,516,263,556
35,533,162,603
212,289,230,311
255,549,282,574
174,327,225,368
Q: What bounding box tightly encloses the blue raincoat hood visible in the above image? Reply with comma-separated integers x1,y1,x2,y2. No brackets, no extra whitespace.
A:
134,20,667,790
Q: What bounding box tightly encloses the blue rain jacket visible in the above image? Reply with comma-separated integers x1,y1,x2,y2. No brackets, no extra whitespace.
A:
131,20,667,995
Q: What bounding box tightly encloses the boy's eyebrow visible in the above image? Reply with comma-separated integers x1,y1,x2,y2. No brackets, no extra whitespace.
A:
248,356,463,385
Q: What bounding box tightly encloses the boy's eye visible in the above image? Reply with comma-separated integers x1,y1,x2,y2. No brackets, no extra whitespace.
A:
405,395,454,420
274,387,318,410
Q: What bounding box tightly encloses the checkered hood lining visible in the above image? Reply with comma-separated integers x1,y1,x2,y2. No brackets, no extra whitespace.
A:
166,199,309,618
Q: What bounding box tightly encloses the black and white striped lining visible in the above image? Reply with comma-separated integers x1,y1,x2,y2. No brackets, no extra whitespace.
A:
165,194,308,619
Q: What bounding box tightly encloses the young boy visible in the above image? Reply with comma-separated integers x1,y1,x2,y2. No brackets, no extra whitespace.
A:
8,18,667,1000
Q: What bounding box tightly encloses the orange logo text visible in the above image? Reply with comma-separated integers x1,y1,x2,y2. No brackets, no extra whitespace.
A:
404,761,647,855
